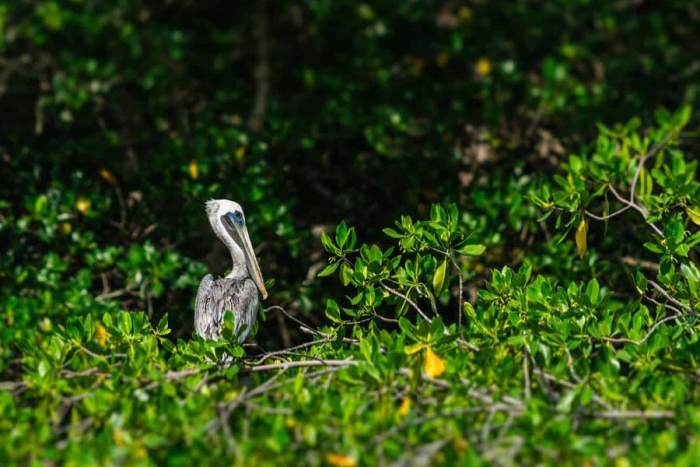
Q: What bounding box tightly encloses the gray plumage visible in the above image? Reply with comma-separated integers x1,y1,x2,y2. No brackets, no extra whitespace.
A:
195,275,258,342
194,200,267,344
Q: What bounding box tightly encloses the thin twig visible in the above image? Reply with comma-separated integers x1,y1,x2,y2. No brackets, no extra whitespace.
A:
649,280,694,313
244,358,357,373
629,131,674,205
523,349,531,400
379,281,432,322
601,313,699,345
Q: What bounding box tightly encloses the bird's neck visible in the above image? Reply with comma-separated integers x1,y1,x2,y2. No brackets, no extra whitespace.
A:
211,216,247,280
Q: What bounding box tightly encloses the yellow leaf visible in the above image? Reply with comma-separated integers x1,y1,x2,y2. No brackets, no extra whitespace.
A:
436,51,450,67
424,347,445,378
575,219,588,259
236,146,247,161
99,169,117,185
326,454,357,467
60,222,72,235
113,428,124,446
458,7,472,22
475,58,492,76
189,160,199,179
398,396,411,416
76,198,91,215
94,323,109,347
687,205,700,226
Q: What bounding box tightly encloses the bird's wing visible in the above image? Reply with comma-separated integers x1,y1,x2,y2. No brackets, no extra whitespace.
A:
235,279,259,343
195,276,259,343
195,274,219,339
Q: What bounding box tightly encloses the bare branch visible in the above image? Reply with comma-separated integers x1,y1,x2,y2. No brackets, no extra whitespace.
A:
601,313,699,346
379,281,432,322
649,280,694,313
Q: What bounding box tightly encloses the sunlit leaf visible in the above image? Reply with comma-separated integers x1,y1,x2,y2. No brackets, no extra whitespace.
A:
76,198,91,215
686,205,700,226
236,146,246,161
475,58,491,76
326,454,357,467
94,323,108,347
336,221,349,248
189,160,199,179
681,261,700,283
398,396,411,416
404,342,425,355
325,299,341,323
317,261,340,277
458,244,486,256
99,169,117,185
382,227,403,239
432,258,449,296
575,218,588,259
424,347,445,378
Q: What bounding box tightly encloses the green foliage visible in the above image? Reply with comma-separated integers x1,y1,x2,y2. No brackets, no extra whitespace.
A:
2,1,700,465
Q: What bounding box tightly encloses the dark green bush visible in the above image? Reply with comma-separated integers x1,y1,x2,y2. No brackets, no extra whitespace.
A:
2,1,700,465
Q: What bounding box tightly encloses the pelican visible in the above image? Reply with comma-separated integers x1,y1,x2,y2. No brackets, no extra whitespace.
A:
195,199,268,344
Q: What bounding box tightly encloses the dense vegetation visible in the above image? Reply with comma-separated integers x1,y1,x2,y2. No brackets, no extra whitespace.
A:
2,1,700,465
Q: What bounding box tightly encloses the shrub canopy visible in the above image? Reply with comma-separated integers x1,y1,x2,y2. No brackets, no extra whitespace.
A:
2,1,700,465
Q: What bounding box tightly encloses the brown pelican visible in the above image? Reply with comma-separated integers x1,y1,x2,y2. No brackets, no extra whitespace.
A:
195,199,268,344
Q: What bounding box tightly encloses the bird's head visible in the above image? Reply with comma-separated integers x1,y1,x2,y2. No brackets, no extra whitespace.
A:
206,199,268,299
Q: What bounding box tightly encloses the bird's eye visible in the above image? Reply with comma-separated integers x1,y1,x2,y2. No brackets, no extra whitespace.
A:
234,211,243,219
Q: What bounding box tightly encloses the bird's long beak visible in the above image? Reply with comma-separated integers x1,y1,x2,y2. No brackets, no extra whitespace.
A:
226,216,268,299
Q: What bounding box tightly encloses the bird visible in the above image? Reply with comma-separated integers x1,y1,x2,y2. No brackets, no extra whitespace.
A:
195,199,268,344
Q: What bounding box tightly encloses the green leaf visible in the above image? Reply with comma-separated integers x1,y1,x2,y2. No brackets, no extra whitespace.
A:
157,313,170,334
347,227,357,250
686,205,700,226
432,259,449,296
681,261,700,283
325,299,341,323
321,231,338,254
383,227,403,239
556,389,578,413
117,312,132,335
643,242,665,254
404,342,425,355
317,261,340,277
336,221,349,248
399,317,421,342
160,338,176,352
457,244,486,256
339,263,353,286
359,338,372,361
586,278,600,304
429,316,445,341
634,271,648,295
